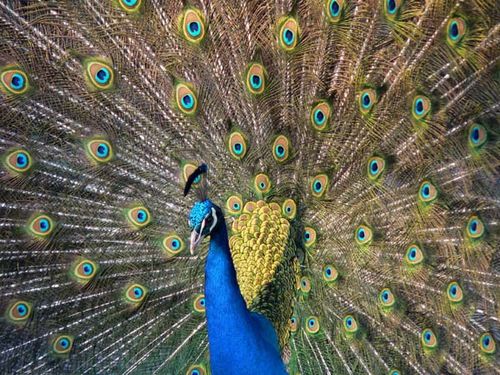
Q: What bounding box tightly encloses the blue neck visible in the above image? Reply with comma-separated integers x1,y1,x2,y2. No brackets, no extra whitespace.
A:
204,219,287,375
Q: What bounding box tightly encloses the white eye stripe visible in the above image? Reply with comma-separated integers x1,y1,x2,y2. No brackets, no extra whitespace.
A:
209,207,217,232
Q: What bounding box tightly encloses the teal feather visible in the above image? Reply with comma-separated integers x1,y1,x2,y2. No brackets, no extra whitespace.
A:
0,0,498,374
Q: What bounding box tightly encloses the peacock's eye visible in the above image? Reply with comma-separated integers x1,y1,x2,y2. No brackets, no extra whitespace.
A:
310,174,328,198
289,316,299,333
466,215,485,240
273,135,290,162
226,195,243,215
310,101,331,131
193,293,206,313
359,88,377,114
305,316,320,334
281,198,297,220
405,244,424,266
384,0,402,18
303,227,317,248
323,264,338,282
72,258,99,284
412,95,431,121
343,315,358,333
0,67,30,95
186,365,207,375
326,0,345,23
479,332,496,354
126,206,151,229
367,156,385,181
85,60,114,91
6,300,33,324
118,0,142,13
125,284,147,305
446,281,463,303
52,335,74,354
162,234,185,256
447,17,467,45
181,8,206,44
85,139,113,164
468,123,487,149
4,148,33,174
418,180,438,203
175,83,198,115
355,224,373,246
379,288,395,308
299,276,311,293
246,63,266,95
278,17,299,51
27,214,55,238
228,131,248,160
421,328,438,349
254,173,271,194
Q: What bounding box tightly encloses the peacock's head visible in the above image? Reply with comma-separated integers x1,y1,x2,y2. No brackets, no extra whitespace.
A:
188,199,223,254
184,164,223,254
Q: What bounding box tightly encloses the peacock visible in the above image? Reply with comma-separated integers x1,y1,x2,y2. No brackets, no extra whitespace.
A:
0,0,498,374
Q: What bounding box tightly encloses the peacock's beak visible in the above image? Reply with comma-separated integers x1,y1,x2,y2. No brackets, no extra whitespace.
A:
189,218,207,255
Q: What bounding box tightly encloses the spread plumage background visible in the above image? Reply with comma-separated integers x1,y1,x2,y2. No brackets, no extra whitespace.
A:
0,0,499,373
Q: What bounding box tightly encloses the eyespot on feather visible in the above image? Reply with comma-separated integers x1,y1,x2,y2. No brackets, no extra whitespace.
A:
71,258,99,285
193,293,206,313
278,16,300,51
27,214,55,238
466,215,485,240
367,156,385,181
228,131,248,160
325,0,346,23
273,135,290,163
323,264,339,282
282,199,297,220
162,234,185,256
84,59,114,91
446,17,467,46
226,195,243,215
254,173,271,194
343,315,358,334
124,283,148,305
117,0,143,13
384,0,402,19
310,101,331,131
404,244,424,266
186,364,207,375
289,316,299,333
175,83,198,115
479,332,496,354
418,180,438,203
85,139,113,164
6,300,32,325
355,224,372,246
245,63,266,95
446,281,463,304
358,88,377,114
412,95,431,121
303,227,317,248
305,316,320,334
421,328,438,350
310,174,328,198
0,67,30,95
126,206,151,228
3,148,33,174
180,8,206,44
51,335,74,355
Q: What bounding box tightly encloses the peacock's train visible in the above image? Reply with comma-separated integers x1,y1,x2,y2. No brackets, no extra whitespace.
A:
0,0,498,374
